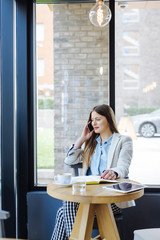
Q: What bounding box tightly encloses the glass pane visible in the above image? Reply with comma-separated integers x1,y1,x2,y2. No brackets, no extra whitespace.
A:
115,1,160,186
36,3,110,185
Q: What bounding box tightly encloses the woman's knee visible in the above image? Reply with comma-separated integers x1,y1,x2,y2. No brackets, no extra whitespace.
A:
56,206,63,219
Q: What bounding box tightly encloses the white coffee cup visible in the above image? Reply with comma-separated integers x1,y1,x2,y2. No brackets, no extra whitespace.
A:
54,173,72,185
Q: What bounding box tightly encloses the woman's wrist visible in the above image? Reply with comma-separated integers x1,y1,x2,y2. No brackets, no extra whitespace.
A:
73,137,85,149
114,171,118,178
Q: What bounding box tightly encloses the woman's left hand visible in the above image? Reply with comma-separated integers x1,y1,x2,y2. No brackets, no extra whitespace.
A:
101,169,117,180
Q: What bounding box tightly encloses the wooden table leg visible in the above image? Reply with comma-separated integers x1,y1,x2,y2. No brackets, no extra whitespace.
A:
95,204,120,240
69,203,95,240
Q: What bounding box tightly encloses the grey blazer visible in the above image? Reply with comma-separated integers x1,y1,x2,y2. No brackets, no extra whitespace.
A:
65,133,135,208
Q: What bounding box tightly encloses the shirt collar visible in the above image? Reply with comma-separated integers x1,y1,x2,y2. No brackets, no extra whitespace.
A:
96,134,113,145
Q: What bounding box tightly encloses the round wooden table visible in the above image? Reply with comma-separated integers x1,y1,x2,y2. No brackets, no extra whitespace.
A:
47,180,144,240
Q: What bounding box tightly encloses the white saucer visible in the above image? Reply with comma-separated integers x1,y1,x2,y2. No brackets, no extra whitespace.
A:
54,181,72,187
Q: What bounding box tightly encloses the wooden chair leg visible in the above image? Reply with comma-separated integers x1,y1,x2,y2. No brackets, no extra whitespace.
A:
91,234,101,239
91,235,107,240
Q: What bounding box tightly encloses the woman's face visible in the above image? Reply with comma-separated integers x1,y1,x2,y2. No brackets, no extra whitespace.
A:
91,111,109,134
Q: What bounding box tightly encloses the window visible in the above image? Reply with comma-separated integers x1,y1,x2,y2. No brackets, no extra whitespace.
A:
35,3,110,185
123,9,139,23
123,31,139,56
36,23,44,42
116,2,160,186
123,64,139,89
37,59,44,77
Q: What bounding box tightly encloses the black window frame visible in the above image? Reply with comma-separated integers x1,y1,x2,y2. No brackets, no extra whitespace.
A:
32,0,115,189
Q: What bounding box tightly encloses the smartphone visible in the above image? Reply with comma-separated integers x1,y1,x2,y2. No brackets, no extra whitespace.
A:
88,122,94,132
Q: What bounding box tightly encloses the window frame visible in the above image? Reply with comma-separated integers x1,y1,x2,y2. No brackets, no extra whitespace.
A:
32,0,160,192
32,0,116,189
0,0,16,237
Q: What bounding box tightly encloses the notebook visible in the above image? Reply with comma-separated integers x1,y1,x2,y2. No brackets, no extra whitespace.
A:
72,175,118,185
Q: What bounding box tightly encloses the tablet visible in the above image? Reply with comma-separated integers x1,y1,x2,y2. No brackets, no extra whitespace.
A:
103,181,146,193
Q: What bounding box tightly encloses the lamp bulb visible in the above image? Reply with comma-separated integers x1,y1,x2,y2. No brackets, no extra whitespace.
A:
89,0,112,27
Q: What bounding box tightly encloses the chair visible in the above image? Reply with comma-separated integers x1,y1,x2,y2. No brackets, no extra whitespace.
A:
0,210,25,239
70,162,83,177
0,210,10,238
134,228,160,240
70,163,125,240
27,191,62,240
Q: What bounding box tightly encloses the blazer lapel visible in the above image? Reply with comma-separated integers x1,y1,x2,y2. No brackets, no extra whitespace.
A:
107,133,120,168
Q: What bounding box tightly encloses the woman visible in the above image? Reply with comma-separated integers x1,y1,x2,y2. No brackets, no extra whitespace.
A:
51,104,133,240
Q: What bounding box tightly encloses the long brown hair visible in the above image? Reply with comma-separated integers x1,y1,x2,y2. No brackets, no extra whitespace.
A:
83,104,119,168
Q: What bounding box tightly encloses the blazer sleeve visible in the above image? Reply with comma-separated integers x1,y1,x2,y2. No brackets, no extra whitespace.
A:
111,135,133,178
64,144,84,165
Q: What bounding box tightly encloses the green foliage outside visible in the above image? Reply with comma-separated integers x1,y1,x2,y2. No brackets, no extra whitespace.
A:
37,128,54,169
124,107,159,116
38,98,54,109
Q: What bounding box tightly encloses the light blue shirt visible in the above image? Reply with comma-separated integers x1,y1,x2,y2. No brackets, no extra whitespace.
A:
90,135,113,175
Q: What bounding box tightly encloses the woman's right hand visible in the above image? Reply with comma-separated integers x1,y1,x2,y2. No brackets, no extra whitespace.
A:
80,122,94,142
73,122,94,149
